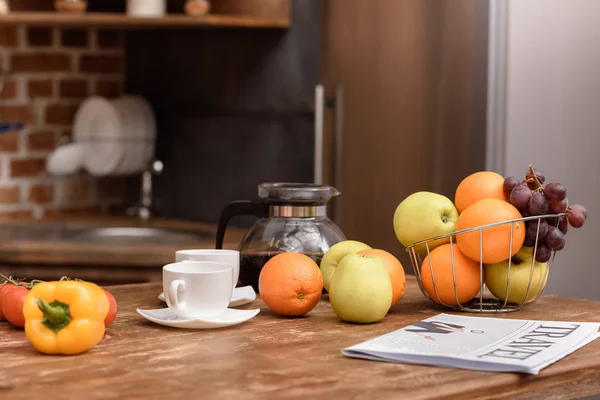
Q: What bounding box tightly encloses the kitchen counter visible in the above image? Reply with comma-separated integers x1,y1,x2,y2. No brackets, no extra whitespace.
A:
1,277,599,399
0,216,247,284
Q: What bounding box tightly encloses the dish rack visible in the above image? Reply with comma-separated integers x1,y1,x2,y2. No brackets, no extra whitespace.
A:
52,135,163,221
406,214,564,313
44,94,157,177
56,134,155,146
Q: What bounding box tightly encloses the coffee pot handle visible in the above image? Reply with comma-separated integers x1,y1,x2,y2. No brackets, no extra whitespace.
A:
215,201,269,249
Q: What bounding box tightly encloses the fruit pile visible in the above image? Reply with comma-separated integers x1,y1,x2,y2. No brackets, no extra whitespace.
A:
1,275,117,355
258,244,407,324
503,165,587,263
393,165,588,307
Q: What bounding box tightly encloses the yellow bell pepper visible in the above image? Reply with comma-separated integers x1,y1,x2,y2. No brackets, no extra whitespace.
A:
23,280,109,355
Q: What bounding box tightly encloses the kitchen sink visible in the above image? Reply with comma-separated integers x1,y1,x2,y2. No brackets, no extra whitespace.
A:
0,223,215,246
61,227,214,245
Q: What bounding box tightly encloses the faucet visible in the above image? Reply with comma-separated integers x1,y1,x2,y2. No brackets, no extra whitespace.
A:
127,159,163,221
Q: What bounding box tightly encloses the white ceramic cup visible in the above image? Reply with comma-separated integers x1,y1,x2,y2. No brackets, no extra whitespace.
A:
175,249,240,288
163,261,234,320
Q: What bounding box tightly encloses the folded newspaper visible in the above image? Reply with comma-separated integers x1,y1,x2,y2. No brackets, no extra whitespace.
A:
342,313,600,374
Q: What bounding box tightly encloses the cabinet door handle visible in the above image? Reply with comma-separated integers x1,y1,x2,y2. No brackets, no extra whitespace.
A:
332,85,344,225
314,84,344,224
314,84,325,184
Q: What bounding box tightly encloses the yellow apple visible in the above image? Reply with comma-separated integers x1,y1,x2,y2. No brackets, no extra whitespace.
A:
320,240,371,291
329,253,392,324
393,191,459,254
484,246,549,304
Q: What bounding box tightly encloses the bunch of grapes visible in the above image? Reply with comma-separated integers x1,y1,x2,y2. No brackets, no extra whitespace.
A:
503,165,588,263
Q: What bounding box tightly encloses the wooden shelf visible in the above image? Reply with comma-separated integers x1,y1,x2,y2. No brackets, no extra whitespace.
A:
0,11,290,29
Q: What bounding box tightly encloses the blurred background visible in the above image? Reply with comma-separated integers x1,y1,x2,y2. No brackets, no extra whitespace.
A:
0,0,598,300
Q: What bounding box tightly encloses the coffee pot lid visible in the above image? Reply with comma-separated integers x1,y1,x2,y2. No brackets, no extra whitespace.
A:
258,183,340,205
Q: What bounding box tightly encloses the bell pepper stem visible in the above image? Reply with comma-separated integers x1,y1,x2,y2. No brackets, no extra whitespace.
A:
37,298,71,332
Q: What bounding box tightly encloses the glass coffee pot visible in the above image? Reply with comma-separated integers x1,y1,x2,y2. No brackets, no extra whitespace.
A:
215,183,346,292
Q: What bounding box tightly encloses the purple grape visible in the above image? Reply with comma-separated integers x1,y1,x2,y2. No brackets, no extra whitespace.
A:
524,219,549,247
503,176,520,199
546,216,559,226
526,168,545,183
528,192,549,215
567,208,586,228
558,216,568,234
548,198,568,214
525,169,546,189
534,244,552,263
510,185,532,211
570,204,588,219
544,182,567,201
536,219,549,236
546,226,565,250
555,238,566,251
523,232,536,247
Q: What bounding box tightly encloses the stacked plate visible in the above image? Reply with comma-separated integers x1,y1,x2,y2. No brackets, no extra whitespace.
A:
46,96,156,177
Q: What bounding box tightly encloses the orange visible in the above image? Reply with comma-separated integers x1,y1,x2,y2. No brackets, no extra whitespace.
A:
357,249,406,306
456,198,525,264
258,252,323,317
454,171,506,214
420,243,481,305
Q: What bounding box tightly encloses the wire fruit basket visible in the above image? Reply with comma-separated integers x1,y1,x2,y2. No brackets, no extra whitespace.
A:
406,214,563,313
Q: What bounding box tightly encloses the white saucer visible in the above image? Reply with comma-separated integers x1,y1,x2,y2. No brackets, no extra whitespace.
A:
158,285,256,307
136,307,260,329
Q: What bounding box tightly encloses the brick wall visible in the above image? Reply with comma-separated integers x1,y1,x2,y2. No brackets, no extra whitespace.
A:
0,25,127,219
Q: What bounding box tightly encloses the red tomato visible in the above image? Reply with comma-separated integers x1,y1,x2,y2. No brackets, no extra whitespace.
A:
3,286,29,328
0,283,17,321
103,288,117,327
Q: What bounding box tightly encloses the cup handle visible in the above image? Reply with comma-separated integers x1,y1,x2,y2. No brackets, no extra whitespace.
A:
169,280,185,313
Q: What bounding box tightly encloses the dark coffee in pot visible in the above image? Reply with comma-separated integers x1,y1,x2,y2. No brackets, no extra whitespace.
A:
239,252,324,293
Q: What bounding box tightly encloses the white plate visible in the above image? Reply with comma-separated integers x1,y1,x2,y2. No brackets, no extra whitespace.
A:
112,96,144,175
117,96,148,173
73,96,124,176
45,143,84,176
136,307,260,329
158,285,256,308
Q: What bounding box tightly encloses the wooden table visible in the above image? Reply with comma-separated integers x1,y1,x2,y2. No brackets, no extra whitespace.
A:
1,278,600,400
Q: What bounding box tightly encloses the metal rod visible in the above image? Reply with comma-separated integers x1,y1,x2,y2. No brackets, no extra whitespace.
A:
501,222,514,310
522,219,541,306
405,213,565,251
534,250,556,301
313,85,324,185
479,229,483,311
55,135,155,143
333,85,344,226
449,236,464,310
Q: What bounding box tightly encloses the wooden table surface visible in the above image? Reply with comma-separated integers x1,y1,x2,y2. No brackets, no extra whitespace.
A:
1,277,599,400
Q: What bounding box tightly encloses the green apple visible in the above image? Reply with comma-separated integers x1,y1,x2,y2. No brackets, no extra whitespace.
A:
320,240,371,292
484,246,549,304
393,191,458,254
329,253,392,324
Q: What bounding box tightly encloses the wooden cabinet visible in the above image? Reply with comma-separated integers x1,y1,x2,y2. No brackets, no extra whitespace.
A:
0,0,291,29
318,0,488,268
